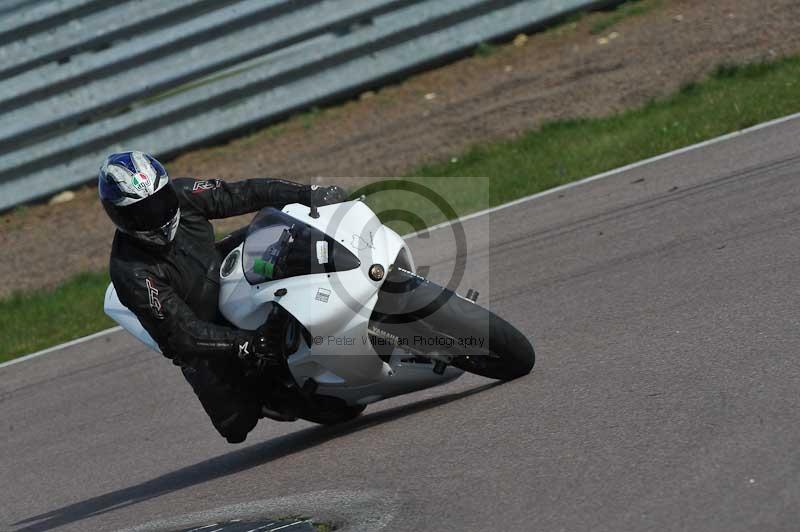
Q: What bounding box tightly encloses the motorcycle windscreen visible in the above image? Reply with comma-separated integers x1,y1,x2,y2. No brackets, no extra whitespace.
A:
242,207,360,285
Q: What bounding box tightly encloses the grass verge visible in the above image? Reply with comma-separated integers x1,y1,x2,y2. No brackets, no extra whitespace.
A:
368,57,800,230
2,56,800,361
0,272,114,362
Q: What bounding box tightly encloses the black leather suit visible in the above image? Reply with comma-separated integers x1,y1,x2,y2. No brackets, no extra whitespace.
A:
109,177,308,443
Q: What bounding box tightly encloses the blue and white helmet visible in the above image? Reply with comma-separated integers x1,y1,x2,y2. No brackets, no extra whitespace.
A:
98,151,180,245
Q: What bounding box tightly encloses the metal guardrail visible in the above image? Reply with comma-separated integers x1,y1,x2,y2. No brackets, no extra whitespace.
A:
0,0,607,211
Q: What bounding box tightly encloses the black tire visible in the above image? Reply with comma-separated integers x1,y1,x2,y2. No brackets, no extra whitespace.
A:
446,304,534,381
372,270,535,381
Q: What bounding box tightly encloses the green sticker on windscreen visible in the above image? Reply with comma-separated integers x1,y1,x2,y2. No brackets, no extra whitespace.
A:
253,258,275,279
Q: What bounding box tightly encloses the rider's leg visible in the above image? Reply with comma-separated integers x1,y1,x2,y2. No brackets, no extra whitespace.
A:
179,356,260,444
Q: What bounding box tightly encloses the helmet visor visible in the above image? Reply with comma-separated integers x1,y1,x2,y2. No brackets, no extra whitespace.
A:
108,184,179,233
130,208,180,246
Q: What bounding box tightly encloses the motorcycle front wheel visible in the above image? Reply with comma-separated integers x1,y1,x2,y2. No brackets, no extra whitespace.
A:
372,269,535,381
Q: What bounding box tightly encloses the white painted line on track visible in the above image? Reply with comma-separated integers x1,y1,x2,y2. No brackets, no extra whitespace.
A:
0,326,122,369
267,521,309,532
4,110,800,369
405,110,800,239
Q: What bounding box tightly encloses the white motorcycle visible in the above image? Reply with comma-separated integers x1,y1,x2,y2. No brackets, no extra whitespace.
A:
105,198,534,425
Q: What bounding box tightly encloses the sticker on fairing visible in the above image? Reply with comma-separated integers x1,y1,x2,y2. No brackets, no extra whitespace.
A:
315,241,329,264
315,288,331,303
351,232,375,250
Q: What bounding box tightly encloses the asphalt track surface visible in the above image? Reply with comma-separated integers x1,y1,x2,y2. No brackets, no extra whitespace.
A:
3,116,800,531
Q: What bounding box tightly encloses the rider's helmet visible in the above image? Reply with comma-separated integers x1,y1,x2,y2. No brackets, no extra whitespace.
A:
98,151,179,246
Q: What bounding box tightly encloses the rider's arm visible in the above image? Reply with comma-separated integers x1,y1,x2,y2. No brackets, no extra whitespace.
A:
171,177,309,220
112,266,255,361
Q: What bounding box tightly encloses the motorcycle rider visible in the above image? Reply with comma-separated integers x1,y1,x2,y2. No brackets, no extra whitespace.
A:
99,150,346,443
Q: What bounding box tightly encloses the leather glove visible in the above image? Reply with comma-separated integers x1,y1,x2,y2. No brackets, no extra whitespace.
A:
305,184,348,206
239,306,289,376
